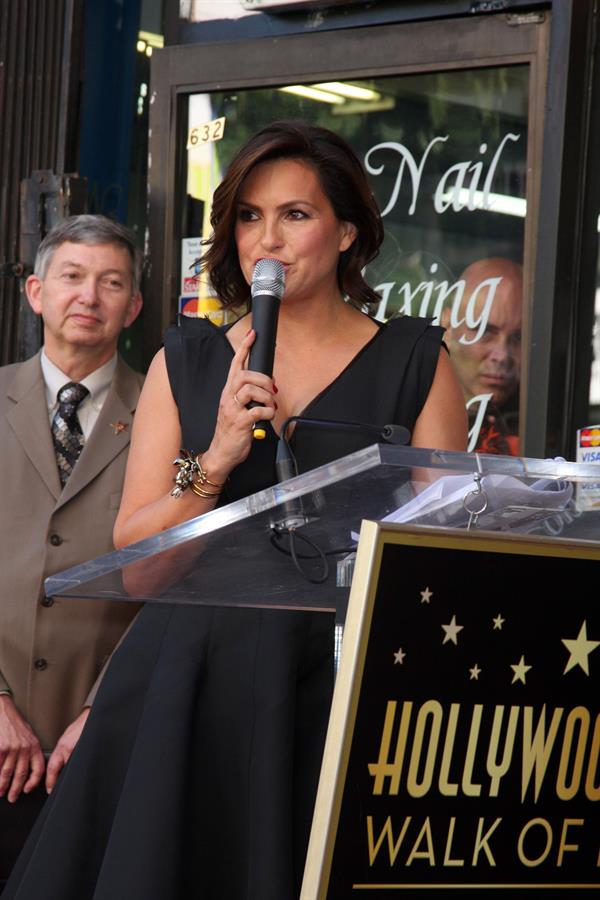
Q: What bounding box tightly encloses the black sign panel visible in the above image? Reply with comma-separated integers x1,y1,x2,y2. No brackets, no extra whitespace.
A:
302,522,600,898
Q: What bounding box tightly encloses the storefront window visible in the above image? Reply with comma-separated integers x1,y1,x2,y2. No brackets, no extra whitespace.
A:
181,66,528,454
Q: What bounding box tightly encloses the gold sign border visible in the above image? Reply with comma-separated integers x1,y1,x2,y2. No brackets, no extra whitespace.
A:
301,522,600,898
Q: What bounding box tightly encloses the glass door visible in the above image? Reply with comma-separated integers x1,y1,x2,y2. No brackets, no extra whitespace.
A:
148,12,550,456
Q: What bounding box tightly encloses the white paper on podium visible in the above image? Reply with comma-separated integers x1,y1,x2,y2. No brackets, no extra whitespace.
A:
380,472,574,532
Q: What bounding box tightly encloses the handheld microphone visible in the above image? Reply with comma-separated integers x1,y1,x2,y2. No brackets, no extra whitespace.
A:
248,258,285,440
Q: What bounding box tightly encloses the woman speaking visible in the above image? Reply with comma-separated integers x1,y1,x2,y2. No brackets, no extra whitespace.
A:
5,120,467,900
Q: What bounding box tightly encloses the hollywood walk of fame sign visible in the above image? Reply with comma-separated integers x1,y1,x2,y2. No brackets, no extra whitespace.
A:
302,522,600,899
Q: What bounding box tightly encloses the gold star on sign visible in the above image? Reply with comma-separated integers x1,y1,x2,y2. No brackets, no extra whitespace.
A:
442,615,464,645
469,663,481,680
562,620,600,676
394,647,406,665
511,655,532,685
420,586,433,604
493,614,505,630
110,421,129,435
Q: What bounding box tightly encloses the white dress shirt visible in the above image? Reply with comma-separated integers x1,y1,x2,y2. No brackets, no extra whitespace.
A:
41,350,117,440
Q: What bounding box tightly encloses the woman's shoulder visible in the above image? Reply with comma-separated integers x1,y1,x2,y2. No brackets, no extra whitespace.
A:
163,315,237,400
164,313,243,355
374,314,445,359
165,313,231,341
382,314,444,340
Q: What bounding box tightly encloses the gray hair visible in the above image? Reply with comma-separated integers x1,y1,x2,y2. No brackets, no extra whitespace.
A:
34,214,143,292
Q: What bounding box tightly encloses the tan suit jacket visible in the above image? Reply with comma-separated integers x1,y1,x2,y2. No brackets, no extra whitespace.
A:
0,353,144,751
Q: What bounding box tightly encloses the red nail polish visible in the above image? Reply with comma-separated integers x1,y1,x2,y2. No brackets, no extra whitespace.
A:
273,384,278,394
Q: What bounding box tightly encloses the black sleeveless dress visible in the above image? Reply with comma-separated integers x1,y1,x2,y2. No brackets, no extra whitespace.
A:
4,315,443,900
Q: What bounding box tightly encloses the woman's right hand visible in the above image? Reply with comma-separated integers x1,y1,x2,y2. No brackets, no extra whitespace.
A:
114,331,277,549
202,329,277,480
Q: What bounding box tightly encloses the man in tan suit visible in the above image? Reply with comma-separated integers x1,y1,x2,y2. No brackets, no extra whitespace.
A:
0,215,144,884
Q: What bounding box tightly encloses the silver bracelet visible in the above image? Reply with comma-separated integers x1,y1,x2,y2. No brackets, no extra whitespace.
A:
171,449,225,499
171,449,201,498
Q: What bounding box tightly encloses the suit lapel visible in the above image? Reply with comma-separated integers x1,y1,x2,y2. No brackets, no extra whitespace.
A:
6,355,62,500
56,358,142,509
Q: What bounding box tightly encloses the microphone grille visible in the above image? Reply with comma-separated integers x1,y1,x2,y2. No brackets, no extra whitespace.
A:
251,258,285,299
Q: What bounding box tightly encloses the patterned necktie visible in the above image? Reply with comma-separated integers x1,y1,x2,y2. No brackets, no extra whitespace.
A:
51,382,90,486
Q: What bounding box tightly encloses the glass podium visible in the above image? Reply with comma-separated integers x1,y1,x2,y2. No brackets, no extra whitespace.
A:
43,445,600,897
45,444,600,620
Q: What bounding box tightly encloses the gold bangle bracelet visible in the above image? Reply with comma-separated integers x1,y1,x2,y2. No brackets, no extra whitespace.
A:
195,454,225,489
190,482,221,499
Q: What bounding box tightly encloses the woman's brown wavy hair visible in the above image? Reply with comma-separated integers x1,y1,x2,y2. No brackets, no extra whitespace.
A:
201,119,384,310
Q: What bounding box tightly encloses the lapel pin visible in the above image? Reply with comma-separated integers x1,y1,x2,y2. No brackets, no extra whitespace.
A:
110,421,129,435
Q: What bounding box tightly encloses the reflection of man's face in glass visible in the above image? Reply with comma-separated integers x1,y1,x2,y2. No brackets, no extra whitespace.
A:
443,259,522,408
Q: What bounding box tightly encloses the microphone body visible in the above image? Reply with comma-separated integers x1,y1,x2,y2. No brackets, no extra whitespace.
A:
248,293,279,379
248,259,285,439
